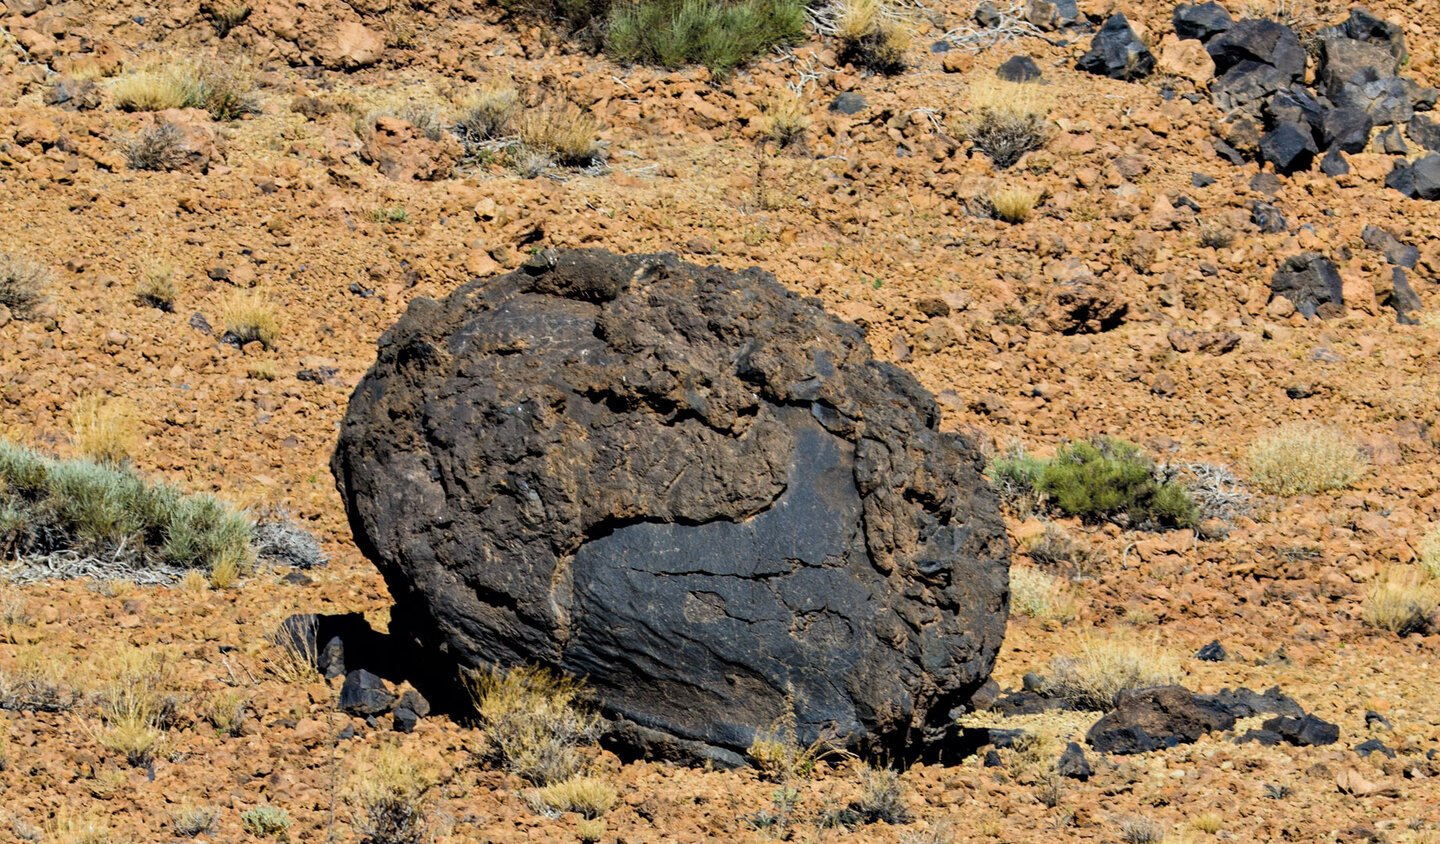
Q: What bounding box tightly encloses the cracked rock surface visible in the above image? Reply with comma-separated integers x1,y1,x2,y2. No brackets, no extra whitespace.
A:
332,248,1011,762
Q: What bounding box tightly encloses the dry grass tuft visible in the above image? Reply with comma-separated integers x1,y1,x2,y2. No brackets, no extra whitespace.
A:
576,818,606,843
267,614,318,683
204,689,249,736
70,395,140,468
110,61,256,120
834,0,911,74
852,762,910,824
49,813,111,844
454,86,519,150
171,804,219,838
123,123,191,171
93,647,175,767
1247,422,1365,496
1416,525,1440,580
351,744,436,843
759,94,811,149
1191,811,1224,834
1044,634,1181,711
954,79,1053,170
517,103,603,168
467,664,603,786
246,359,279,381
0,253,51,319
990,186,1039,223
208,552,242,589
1009,565,1078,623
219,288,282,350
747,709,848,782
1365,566,1439,635
525,775,618,819
135,264,177,310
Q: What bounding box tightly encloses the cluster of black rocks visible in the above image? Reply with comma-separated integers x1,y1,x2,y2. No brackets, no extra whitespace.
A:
1077,3,1440,196
279,613,432,734
1266,223,1422,321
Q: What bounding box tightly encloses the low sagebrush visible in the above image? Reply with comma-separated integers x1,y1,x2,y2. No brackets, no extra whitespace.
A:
0,253,51,319
1044,634,1181,711
525,775,617,819
1365,566,1438,636
517,103,603,167
351,745,436,844
851,763,909,824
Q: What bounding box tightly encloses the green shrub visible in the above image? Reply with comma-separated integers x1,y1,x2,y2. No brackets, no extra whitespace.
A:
239,806,291,838
605,0,807,75
1038,439,1198,529
0,438,251,570
985,449,1046,514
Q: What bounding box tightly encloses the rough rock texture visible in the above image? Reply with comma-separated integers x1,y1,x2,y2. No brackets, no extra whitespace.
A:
1270,252,1344,317
1077,13,1155,81
1086,686,1236,754
333,249,1011,762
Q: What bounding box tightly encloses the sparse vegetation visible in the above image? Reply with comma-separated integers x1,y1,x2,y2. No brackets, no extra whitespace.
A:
747,710,847,782
246,359,279,381
576,818,606,844
605,0,808,76
110,61,256,120
955,79,1052,169
351,745,436,844
1044,634,1181,711
268,614,318,683
986,446,1047,517
48,814,111,844
1022,523,1096,573
525,775,618,819
219,288,282,349
454,86,519,154
0,647,78,712
830,0,911,74
205,689,249,736
517,103,604,168
0,253,51,319
204,0,251,36
135,264,178,310
240,806,292,838
759,95,810,149
990,186,1039,223
1120,817,1164,844
171,804,220,838
1247,422,1365,496
0,438,252,570
1192,811,1224,834
851,763,909,824
1419,525,1440,580
1009,565,1078,623
467,664,603,786
124,123,191,171
1365,566,1438,635
993,439,1198,530
69,395,139,468
94,648,174,767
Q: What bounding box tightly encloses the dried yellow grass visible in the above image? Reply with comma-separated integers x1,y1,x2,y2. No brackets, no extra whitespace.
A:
70,395,140,467
1044,633,1181,711
93,647,174,767
350,744,437,841
219,288,282,350
1416,525,1440,580
526,775,618,819
135,263,177,310
1365,566,1439,635
991,187,1039,223
965,77,1054,121
1247,422,1365,496
517,103,602,167
466,665,603,785
759,94,811,148
1009,565,1077,623
110,66,201,111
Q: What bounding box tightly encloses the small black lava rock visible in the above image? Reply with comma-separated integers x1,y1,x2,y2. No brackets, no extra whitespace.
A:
339,669,397,716
1195,640,1227,662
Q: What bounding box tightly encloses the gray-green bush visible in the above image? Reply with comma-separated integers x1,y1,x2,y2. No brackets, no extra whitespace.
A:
605,0,808,75
0,439,251,570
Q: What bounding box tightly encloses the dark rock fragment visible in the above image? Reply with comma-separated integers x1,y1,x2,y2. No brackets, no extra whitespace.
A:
392,707,419,733
1086,686,1236,755
1362,225,1419,267
1207,19,1305,81
1263,713,1339,746
1365,710,1393,731
1250,200,1287,233
974,1,1001,28
1320,107,1373,153
829,92,868,115
1173,2,1232,42
1259,122,1318,175
997,55,1042,83
1375,124,1409,154
1321,148,1351,176
1354,738,1395,758
1202,686,1304,718
1195,640,1227,662
398,689,431,718
1077,13,1154,81
1388,268,1422,322
1191,172,1215,187
339,669,396,716
1056,741,1092,780
1407,114,1440,151
1270,252,1343,316
318,635,345,680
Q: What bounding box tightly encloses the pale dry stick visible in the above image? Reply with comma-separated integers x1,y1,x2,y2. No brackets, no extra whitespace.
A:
939,0,1064,53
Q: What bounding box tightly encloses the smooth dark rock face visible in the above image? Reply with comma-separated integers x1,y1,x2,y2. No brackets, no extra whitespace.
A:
340,669,395,716
1057,741,1092,779
1320,107,1373,153
1317,35,1399,100
1173,2,1232,42
1264,713,1339,746
1321,147,1351,176
1086,686,1236,754
1408,114,1440,151
1077,13,1154,80
1271,252,1344,316
333,249,1012,761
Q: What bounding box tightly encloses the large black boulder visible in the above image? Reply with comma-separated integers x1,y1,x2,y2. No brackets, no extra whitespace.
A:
1077,13,1154,81
1173,2,1232,42
333,249,1012,764
1270,252,1344,316
1316,35,1400,101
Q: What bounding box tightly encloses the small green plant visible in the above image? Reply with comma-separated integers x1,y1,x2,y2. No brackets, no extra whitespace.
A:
205,689,249,736
369,207,410,223
1247,423,1365,496
466,665,603,786
605,0,808,76
986,447,1047,516
1037,439,1198,529
240,806,291,838
171,804,219,838
0,253,51,319
747,710,847,783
